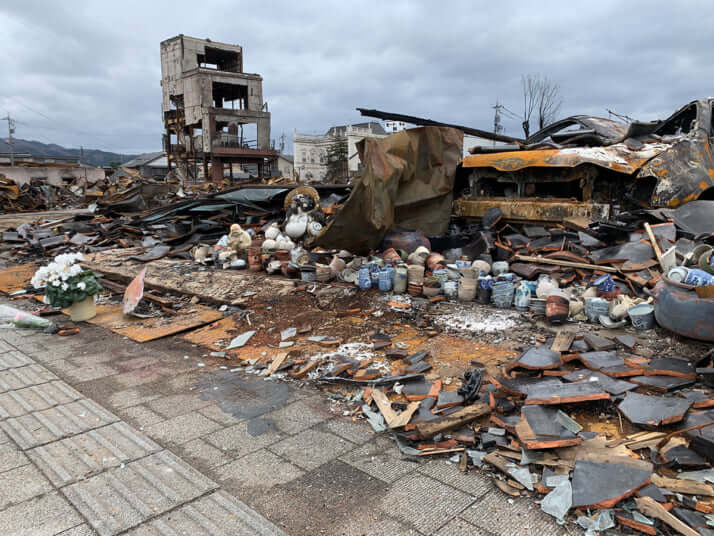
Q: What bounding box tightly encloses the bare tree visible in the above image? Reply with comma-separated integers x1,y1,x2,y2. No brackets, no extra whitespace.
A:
520,74,563,137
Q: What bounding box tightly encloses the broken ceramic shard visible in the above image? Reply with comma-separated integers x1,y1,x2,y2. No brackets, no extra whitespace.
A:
618,392,693,427
571,457,652,508
226,330,256,350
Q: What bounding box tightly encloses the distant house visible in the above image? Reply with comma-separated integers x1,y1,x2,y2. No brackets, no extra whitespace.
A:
275,154,294,179
293,122,387,183
121,152,169,178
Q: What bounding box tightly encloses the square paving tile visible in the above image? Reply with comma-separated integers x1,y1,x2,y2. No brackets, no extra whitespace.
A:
173,438,237,469
28,421,162,487
340,435,418,484
0,350,33,371
147,393,212,419
0,364,57,393
434,517,492,536
262,399,331,434
218,449,304,489
0,491,83,536
0,439,29,473
323,418,375,445
118,404,165,429
204,420,284,458
57,524,97,536
124,490,287,536
417,460,492,499
107,387,162,410
1,398,119,449
144,411,221,446
268,428,355,470
62,450,217,536
380,473,475,534
49,359,119,383
460,490,569,535
0,381,83,419
199,404,244,426
0,463,53,509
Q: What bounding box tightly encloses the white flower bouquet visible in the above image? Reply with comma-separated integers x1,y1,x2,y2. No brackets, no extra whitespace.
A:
31,253,103,308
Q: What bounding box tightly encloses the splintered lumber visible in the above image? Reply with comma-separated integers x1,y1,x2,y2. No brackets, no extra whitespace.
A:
290,358,324,380
650,474,714,496
414,403,490,439
635,496,699,536
644,222,666,271
266,351,289,376
371,389,420,429
551,332,575,353
512,255,617,273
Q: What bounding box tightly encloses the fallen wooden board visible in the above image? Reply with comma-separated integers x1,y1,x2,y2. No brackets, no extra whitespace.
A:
512,255,617,273
0,264,37,294
650,474,714,496
266,352,289,376
414,403,490,439
182,316,243,351
635,496,699,536
551,332,575,353
82,303,223,343
372,389,420,429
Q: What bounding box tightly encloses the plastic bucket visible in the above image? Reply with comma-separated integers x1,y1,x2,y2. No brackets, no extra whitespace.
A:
628,303,655,330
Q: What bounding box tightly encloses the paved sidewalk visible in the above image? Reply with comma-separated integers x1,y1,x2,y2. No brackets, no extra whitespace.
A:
0,298,576,535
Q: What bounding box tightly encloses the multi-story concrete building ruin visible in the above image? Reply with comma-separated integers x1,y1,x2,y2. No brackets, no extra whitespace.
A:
160,34,277,184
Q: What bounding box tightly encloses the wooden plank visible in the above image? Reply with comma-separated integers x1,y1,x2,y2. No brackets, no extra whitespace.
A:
371,389,419,429
551,332,575,353
644,222,665,271
650,474,714,496
266,352,289,376
634,496,699,536
513,255,617,272
290,358,324,380
414,403,490,439
83,303,223,343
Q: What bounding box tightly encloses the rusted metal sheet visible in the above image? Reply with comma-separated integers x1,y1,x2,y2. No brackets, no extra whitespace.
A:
462,143,669,175
83,303,223,343
639,136,714,207
653,278,714,342
0,264,38,294
453,197,610,223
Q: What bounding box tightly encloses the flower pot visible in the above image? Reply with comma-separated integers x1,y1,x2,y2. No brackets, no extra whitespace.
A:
69,296,96,322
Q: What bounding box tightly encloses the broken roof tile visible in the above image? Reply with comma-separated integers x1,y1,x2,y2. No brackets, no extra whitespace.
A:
571,457,652,508
509,346,563,371
619,392,693,427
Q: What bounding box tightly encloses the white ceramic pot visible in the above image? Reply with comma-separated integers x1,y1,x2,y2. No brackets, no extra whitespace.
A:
69,296,96,322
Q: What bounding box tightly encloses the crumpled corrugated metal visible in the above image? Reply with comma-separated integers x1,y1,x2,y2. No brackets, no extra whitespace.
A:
315,126,463,252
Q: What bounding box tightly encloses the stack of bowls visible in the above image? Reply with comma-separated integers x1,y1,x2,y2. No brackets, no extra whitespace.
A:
528,298,547,315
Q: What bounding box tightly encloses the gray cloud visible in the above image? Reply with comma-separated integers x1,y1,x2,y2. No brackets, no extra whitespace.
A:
0,0,711,154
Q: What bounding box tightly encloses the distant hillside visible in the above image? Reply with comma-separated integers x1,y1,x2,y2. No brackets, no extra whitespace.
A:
0,138,139,168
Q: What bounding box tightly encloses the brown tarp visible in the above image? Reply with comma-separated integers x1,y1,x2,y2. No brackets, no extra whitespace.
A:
315,126,463,252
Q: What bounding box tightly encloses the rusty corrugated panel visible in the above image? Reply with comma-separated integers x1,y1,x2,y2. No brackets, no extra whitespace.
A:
453,198,610,223
462,143,670,175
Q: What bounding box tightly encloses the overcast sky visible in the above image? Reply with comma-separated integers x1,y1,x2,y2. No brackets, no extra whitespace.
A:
0,0,710,155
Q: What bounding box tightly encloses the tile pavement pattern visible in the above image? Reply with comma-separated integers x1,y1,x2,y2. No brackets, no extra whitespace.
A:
0,326,285,536
0,299,578,535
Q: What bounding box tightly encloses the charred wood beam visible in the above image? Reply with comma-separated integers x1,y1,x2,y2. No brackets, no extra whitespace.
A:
356,108,524,144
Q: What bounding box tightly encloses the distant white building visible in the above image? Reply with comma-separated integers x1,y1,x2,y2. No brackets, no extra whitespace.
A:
275,154,294,179
293,122,387,183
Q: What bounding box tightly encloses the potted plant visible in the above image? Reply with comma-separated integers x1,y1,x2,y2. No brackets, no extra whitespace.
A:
31,253,103,321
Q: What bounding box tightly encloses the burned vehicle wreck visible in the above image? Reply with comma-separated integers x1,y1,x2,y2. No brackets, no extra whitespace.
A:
456,98,714,222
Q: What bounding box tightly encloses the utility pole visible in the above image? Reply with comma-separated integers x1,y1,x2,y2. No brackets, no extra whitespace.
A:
492,102,504,147
1,113,16,166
